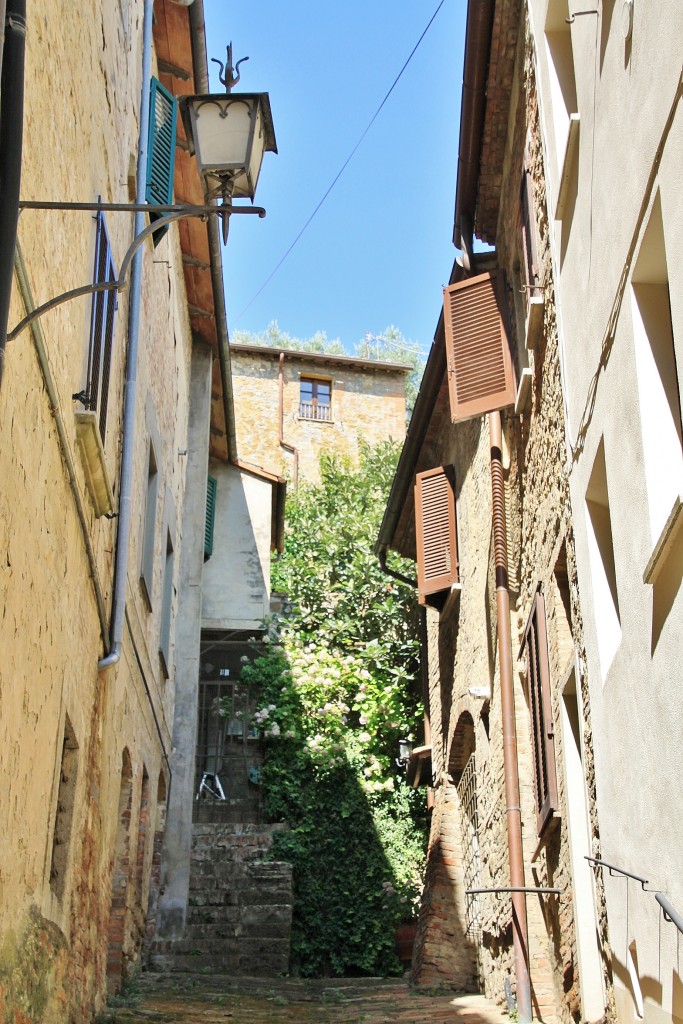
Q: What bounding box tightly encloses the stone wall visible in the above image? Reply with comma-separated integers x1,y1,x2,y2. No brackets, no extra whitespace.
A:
229,346,407,483
409,7,612,1024
0,1,195,1019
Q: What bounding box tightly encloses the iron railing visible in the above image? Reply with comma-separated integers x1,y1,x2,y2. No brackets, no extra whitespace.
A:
586,857,683,935
299,401,331,422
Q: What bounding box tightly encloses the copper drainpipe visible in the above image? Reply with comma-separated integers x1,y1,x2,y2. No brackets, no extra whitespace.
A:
278,352,299,488
489,410,532,1023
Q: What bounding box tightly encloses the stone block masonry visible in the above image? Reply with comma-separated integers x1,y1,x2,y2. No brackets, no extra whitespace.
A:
150,823,293,977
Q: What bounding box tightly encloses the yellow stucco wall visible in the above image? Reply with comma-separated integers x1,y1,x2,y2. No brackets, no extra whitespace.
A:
0,1,194,1018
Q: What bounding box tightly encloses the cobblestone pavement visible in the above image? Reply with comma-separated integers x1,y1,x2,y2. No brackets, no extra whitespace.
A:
100,975,510,1024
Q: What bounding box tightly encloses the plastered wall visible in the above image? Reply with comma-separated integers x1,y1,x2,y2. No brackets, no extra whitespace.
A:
0,0,194,1018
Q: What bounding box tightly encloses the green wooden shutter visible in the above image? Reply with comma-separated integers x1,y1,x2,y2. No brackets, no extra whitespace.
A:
204,476,217,561
146,77,178,245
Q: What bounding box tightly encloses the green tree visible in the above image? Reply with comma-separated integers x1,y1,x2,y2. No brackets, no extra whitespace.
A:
228,442,426,977
355,326,424,412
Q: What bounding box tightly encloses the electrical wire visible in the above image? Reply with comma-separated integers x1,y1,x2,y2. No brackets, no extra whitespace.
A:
233,0,447,324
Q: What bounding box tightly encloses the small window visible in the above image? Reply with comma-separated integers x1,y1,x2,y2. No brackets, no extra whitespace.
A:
146,77,178,246
522,589,559,835
159,529,174,678
520,165,540,302
50,715,79,900
140,439,159,608
83,210,117,443
299,377,332,422
414,466,459,608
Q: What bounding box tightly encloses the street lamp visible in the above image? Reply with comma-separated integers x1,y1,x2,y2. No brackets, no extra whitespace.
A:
396,738,414,769
8,44,277,340
180,92,276,241
180,46,277,242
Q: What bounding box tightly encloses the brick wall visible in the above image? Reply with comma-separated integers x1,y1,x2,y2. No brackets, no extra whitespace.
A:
409,8,613,1024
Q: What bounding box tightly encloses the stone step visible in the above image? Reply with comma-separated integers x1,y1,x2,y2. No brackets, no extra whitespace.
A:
148,944,290,977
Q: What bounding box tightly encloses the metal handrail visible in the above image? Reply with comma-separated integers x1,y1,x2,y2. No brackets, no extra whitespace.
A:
656,893,683,935
587,856,683,935
585,856,651,890
466,886,563,896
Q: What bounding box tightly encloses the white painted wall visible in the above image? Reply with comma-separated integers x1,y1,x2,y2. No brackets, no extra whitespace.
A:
201,463,272,632
527,2,683,1023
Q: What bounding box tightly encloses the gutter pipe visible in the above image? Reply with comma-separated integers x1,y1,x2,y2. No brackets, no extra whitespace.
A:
0,0,26,387
278,351,299,488
453,0,495,249
188,0,236,462
98,0,154,670
489,409,531,1023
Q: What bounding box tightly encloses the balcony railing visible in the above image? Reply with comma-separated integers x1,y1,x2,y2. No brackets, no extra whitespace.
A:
299,401,331,422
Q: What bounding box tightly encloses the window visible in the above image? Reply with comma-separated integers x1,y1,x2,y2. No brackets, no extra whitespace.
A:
146,77,178,246
631,194,683,561
585,439,621,675
443,270,517,423
299,377,332,421
520,164,540,302
82,210,117,443
414,466,459,608
50,715,79,900
159,528,174,678
545,0,578,177
522,588,559,835
205,476,217,561
140,438,159,608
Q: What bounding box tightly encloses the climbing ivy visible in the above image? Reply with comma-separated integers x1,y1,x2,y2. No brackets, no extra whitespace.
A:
225,442,426,977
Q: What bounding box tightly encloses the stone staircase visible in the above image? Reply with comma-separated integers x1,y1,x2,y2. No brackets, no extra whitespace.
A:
149,821,293,976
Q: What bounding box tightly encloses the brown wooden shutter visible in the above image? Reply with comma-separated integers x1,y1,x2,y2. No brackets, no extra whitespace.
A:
415,466,458,600
443,270,517,423
522,589,559,835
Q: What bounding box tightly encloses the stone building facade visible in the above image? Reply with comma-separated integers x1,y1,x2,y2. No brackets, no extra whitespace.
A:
0,0,283,1020
229,343,409,484
525,4,683,1024
378,0,612,1021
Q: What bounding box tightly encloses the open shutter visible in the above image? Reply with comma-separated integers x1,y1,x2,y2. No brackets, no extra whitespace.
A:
522,589,559,835
86,210,117,442
415,466,458,600
146,77,178,245
204,476,217,561
443,270,517,423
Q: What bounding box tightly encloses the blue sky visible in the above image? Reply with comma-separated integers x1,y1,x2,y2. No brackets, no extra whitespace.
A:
203,1,467,357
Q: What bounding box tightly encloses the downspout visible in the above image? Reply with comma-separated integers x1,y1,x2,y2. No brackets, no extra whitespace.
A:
98,0,154,670
278,352,298,488
0,0,26,386
377,547,416,589
489,409,531,1023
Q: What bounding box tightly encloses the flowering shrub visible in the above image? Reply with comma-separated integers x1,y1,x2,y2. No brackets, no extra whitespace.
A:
223,443,427,977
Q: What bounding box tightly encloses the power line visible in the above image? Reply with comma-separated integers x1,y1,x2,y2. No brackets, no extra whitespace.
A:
233,0,447,325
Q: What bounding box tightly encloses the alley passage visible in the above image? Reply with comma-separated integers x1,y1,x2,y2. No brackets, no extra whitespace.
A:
102,976,510,1024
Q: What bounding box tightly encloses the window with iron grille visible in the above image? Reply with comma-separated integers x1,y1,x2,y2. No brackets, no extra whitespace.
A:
414,465,458,607
299,377,332,421
146,77,178,246
522,588,559,835
520,165,540,302
84,210,117,443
